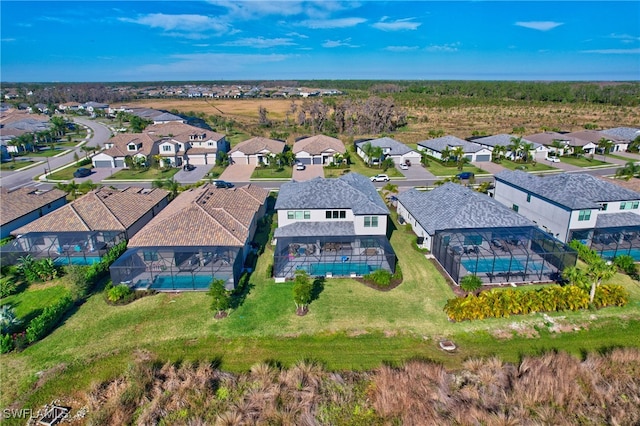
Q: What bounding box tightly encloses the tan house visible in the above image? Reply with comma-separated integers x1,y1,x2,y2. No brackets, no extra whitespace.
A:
147,122,229,167
92,133,159,168
0,187,67,239
229,136,286,165
109,184,269,290
293,135,346,165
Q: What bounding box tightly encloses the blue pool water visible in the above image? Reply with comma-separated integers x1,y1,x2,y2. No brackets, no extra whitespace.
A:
54,256,102,266
150,275,214,290
462,257,523,274
306,262,373,276
599,248,640,261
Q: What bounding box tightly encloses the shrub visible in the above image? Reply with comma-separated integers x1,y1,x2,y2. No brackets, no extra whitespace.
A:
107,284,132,303
0,333,13,354
365,269,393,287
266,263,273,279
0,277,19,298
25,295,73,343
65,265,90,301
613,255,638,278
460,275,482,294
568,240,600,264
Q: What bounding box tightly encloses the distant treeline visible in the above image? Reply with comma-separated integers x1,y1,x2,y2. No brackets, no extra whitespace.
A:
4,80,639,107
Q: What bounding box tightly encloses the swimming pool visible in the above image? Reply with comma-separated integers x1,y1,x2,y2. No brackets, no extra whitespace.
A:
54,256,102,266
150,274,214,290
599,248,640,261
462,257,523,274
306,262,373,276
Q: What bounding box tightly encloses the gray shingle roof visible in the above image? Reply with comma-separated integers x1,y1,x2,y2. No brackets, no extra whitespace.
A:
355,137,416,155
495,170,640,210
595,212,640,228
417,135,485,153
397,183,533,235
275,173,388,215
274,221,355,238
473,134,541,149
601,127,640,142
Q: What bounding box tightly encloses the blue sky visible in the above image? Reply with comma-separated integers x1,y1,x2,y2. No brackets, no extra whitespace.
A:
1,1,639,82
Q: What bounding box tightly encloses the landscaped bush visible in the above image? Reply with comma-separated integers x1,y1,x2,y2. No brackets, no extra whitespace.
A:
25,294,73,344
365,269,393,287
0,333,13,354
613,254,638,278
0,276,19,298
106,284,132,303
444,284,628,322
84,241,128,292
569,240,601,264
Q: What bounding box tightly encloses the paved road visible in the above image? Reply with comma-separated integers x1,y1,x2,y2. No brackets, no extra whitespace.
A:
0,117,112,191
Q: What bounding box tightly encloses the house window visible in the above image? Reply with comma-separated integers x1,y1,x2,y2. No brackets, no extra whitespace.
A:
601,203,608,211
326,210,346,219
634,202,640,209
127,144,136,151
287,210,310,220
512,204,519,213
620,202,627,210
162,145,172,152
526,194,531,203
578,210,592,221
143,251,158,261
364,216,379,227
208,141,214,146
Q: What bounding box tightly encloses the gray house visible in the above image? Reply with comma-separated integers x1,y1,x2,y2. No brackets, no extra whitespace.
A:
355,137,422,165
417,135,493,162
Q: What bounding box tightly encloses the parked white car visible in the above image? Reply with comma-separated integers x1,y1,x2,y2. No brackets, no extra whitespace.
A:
399,163,409,170
296,163,306,170
370,174,390,182
546,156,561,163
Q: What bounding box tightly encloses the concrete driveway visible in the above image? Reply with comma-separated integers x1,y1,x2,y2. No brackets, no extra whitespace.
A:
292,164,324,181
219,164,256,182
398,163,435,180
64,166,123,183
174,164,211,184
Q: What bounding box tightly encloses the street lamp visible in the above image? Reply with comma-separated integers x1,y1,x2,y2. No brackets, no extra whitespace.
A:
45,157,51,177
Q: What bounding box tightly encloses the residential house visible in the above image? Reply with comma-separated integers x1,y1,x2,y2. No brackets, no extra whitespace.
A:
355,137,422,165
57,102,81,112
146,122,229,167
524,131,596,156
129,108,185,124
493,170,640,259
81,102,109,113
471,134,549,161
273,173,396,281
4,187,169,265
0,187,67,239
417,135,493,162
601,127,640,150
229,136,286,165
92,133,159,168
564,129,628,153
293,135,346,165
109,184,268,290
397,183,576,285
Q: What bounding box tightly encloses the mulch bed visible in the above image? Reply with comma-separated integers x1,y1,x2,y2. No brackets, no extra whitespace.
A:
355,276,403,292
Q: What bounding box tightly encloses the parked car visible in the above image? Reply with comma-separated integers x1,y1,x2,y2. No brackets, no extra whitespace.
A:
370,174,390,182
213,180,234,188
546,156,561,163
405,159,411,166
456,171,474,180
399,163,409,170
73,167,92,178
296,163,306,171
183,164,196,171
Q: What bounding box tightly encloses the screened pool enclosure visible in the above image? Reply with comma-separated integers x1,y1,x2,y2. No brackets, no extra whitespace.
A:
0,231,125,266
433,226,577,285
274,235,396,279
569,224,640,261
109,246,243,291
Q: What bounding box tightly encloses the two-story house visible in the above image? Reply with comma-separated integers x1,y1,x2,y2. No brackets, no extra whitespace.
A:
494,170,640,259
147,122,229,167
92,133,159,169
272,173,396,281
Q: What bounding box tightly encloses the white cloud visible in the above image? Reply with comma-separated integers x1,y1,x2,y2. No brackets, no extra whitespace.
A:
373,17,421,32
582,48,640,54
322,38,359,48
385,45,419,52
287,32,309,39
120,13,229,36
424,43,460,53
220,37,296,48
301,17,366,29
1,38,16,42
133,52,289,75
515,21,563,31
206,1,358,20
608,33,640,43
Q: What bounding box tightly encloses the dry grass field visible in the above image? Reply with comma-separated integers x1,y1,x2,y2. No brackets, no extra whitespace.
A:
120,98,640,144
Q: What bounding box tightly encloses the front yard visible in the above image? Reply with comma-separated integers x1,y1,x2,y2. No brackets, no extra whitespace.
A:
106,167,179,180
559,155,610,167
251,165,293,179
425,160,486,177
496,159,557,172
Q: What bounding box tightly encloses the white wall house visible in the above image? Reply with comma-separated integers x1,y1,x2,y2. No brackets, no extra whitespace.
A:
355,137,422,165
293,135,346,165
417,135,493,162
92,133,159,169
229,137,286,165
471,134,549,161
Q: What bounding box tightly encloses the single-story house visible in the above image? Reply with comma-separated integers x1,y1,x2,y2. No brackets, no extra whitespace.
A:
417,135,493,162
601,127,640,150
92,133,159,168
524,132,596,156
0,187,67,239
293,135,346,165
109,184,269,290
397,183,576,285
4,187,169,265
129,108,185,124
229,137,286,165
564,130,628,153
471,134,549,161
355,137,422,165
273,173,396,280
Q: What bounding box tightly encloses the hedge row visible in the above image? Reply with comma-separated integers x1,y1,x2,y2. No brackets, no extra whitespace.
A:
25,295,74,343
444,284,628,322
85,241,127,289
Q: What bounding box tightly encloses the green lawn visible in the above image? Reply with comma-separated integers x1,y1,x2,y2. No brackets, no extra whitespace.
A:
251,165,293,179
425,159,486,177
24,149,66,158
496,159,556,172
205,164,228,179
106,167,179,180
606,153,635,162
560,156,610,167
0,161,38,171
0,284,71,328
342,148,404,178
2,213,640,411
47,165,87,180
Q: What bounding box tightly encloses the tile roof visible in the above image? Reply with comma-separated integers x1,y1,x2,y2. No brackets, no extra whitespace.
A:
1,187,67,226
293,135,346,155
274,221,356,238
397,183,533,234
11,187,169,235
417,135,485,153
472,134,541,149
275,173,389,215
495,170,640,210
600,127,640,142
128,184,268,247
146,122,224,143
230,136,286,155
103,133,159,157
523,132,591,147
564,130,624,144
595,212,640,229
355,137,416,155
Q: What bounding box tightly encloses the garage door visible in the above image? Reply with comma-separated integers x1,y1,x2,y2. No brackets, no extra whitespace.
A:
313,157,322,165
475,155,491,162
115,159,125,167
298,158,312,165
94,160,112,168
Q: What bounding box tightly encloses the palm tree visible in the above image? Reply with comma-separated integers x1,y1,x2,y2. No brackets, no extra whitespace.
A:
615,161,640,181
597,138,613,159
521,142,534,163
551,139,564,158
152,177,180,199
508,136,523,161
371,146,384,168
562,266,588,290
492,145,506,162
586,259,616,303
361,142,374,165
440,146,452,163
451,146,466,170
